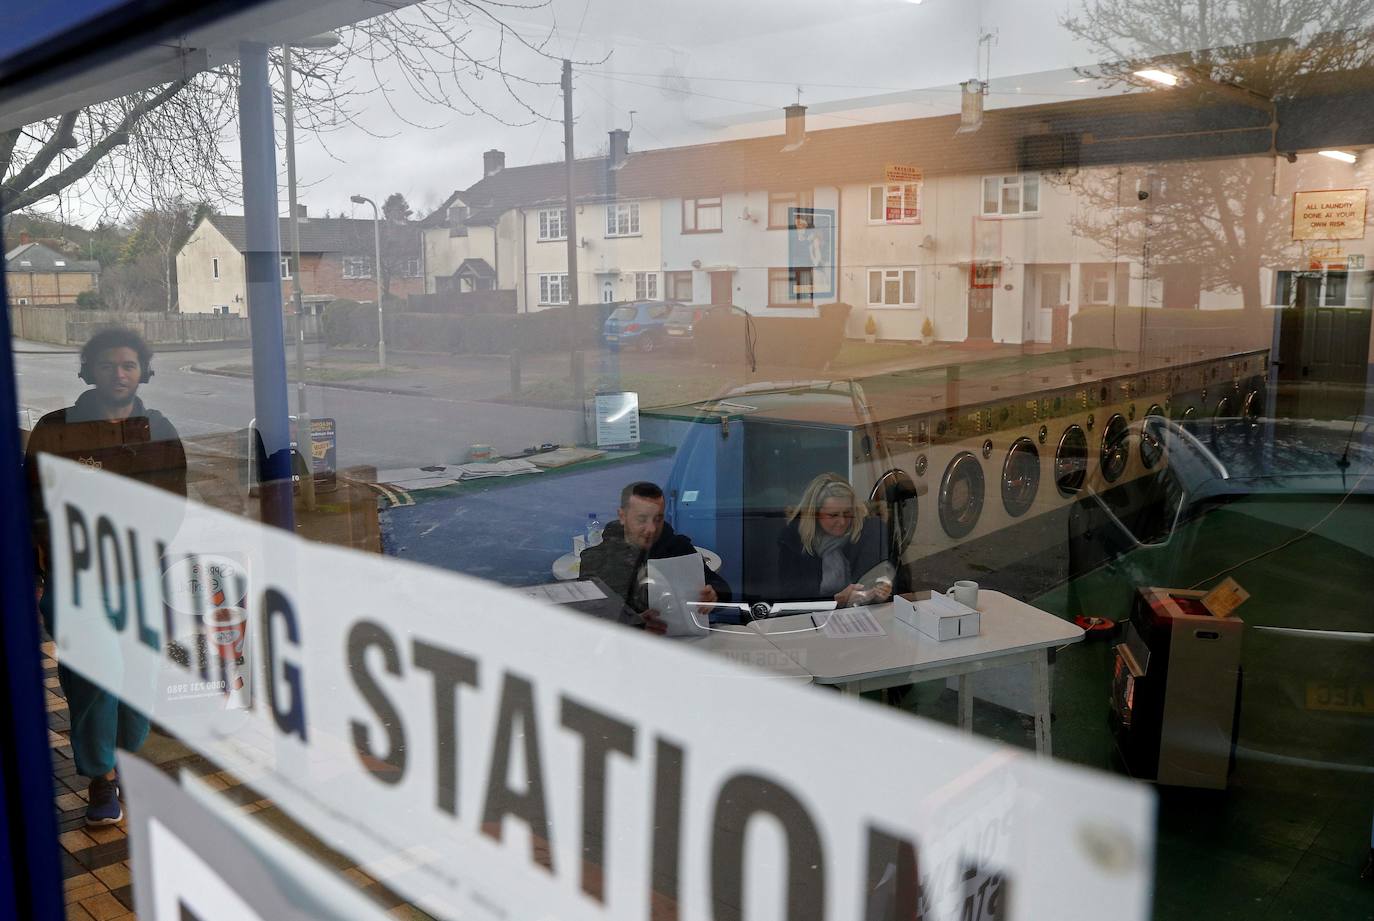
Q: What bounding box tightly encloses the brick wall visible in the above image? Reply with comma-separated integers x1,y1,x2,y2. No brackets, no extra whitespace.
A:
290,252,425,303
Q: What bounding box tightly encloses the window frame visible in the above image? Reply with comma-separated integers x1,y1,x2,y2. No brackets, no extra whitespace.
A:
768,190,813,229
537,208,566,242
539,272,570,305
767,267,816,306
681,196,723,234
981,173,1041,217
280,255,292,280
605,201,641,238
868,183,922,224
635,271,659,300
343,256,374,279
212,257,220,280
666,270,693,301
867,267,920,307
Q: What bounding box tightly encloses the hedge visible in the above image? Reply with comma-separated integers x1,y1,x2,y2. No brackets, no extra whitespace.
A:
323,298,616,354
1070,306,1273,353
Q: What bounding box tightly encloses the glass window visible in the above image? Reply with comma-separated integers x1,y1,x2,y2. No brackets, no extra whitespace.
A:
538,272,568,304
605,202,640,236
342,256,372,279
983,174,1041,215
537,208,565,241
869,183,921,223
635,271,658,300
666,270,693,301
868,268,918,306
682,196,722,232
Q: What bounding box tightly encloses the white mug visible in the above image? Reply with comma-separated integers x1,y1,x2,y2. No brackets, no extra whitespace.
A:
947,580,979,609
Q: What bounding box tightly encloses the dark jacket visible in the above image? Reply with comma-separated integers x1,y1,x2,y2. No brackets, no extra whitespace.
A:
579,520,731,613
775,517,896,603
25,391,187,577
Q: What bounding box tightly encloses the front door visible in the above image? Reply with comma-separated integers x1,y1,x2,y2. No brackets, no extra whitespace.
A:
710,271,732,305
602,280,615,303
1037,271,1061,342
967,265,995,340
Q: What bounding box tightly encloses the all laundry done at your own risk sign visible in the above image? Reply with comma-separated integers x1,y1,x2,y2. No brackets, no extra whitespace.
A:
40,454,1156,921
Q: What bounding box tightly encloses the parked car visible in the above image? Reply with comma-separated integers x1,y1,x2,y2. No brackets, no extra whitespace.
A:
663,304,704,347
602,300,680,352
1065,414,1374,773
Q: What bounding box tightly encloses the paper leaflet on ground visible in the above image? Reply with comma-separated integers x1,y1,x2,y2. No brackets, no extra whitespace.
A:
42,455,1155,921
645,552,709,637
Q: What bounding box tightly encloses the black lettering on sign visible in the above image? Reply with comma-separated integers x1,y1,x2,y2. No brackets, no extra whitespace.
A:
863,824,929,921
649,737,686,921
128,528,158,652
412,639,479,815
560,695,637,902
64,503,91,609
710,773,826,921
958,863,1009,921
481,673,554,873
348,621,407,783
96,515,127,631
262,588,308,742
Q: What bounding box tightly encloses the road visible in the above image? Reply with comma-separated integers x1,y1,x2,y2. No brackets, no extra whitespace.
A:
13,340,583,470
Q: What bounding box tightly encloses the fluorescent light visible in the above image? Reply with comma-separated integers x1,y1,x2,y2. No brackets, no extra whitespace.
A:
1319,149,1357,163
1134,69,1179,87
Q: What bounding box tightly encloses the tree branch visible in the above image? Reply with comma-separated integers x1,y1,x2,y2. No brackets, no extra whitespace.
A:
5,111,79,195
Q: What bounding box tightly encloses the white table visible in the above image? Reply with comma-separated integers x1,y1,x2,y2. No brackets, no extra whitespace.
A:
750,591,1084,756
552,545,722,581
680,627,814,685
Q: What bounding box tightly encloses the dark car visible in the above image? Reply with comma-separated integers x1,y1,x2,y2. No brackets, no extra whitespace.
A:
1065,414,1374,772
663,304,704,347
602,300,680,352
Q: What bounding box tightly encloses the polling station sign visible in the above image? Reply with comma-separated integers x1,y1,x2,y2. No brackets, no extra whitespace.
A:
41,455,1155,921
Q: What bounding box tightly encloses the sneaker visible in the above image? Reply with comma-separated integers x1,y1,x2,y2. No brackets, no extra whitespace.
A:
85,774,122,826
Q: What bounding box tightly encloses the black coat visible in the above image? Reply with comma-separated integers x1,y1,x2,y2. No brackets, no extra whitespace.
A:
774,517,895,602
579,520,732,613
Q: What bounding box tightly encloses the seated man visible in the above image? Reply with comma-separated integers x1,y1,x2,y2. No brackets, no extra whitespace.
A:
579,481,731,633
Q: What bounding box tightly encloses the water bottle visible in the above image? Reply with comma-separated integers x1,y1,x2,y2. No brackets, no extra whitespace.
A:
585,512,604,547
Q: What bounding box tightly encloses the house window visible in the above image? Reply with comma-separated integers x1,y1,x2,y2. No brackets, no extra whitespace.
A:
448,205,468,226
868,268,918,306
682,196,722,233
768,267,813,305
18,297,29,305
982,174,1040,216
538,208,566,241
539,273,569,305
769,190,813,228
212,257,220,280
54,259,66,267
635,272,658,300
343,257,373,279
666,271,693,301
606,202,640,237
403,259,422,277
868,184,921,223
1274,270,1353,307
280,256,292,280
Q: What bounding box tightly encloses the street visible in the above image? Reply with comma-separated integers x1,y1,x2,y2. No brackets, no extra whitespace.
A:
13,340,583,470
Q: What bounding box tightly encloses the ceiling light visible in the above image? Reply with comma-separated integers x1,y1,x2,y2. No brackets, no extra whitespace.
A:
1319,150,1357,163
1134,69,1179,87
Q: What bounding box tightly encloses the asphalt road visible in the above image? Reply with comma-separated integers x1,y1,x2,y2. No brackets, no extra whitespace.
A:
13,340,583,470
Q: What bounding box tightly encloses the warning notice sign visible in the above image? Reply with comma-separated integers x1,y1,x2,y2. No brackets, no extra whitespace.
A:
1293,189,1367,240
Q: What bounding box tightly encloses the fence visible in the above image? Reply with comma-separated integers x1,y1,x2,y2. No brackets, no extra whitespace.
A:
8,305,321,346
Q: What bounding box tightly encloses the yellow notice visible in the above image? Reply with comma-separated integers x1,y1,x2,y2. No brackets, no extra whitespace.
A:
1292,189,1368,240
1201,577,1250,618
885,164,923,184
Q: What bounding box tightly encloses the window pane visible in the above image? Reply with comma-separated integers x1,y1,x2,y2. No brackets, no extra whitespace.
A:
983,176,999,213
884,277,900,304
683,200,696,231
869,271,882,302
1002,182,1021,215
1023,175,1039,212
902,270,916,303
870,186,884,221
699,200,722,231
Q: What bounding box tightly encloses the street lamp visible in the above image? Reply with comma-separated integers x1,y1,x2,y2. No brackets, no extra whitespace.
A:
283,31,338,510
350,193,386,369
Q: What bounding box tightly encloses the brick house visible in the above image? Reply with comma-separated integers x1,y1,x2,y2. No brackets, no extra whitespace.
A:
5,240,100,306
175,208,424,316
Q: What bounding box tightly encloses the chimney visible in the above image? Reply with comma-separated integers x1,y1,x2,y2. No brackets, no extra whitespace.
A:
783,104,807,149
608,129,630,169
295,203,308,222
19,231,31,245
483,149,505,177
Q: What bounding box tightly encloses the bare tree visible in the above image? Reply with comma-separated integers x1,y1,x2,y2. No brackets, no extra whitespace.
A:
1059,0,1374,310
2,0,600,219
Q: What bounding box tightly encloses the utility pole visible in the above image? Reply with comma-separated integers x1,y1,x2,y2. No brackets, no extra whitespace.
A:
283,45,315,510
562,59,580,311
562,58,587,444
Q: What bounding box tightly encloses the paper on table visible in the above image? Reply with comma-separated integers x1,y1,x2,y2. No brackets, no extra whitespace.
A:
519,581,607,604
646,553,708,637
816,606,886,638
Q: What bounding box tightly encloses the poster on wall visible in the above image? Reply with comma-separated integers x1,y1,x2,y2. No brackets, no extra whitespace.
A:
788,206,836,299
1292,189,1368,240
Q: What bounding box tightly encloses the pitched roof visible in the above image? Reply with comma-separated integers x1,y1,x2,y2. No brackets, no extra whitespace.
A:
4,242,100,274
204,214,420,254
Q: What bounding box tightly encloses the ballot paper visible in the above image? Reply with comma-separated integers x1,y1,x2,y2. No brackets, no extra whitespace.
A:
646,553,709,637
815,606,886,638
518,581,607,604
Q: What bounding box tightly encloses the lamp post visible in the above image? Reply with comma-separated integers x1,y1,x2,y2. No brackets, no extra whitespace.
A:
350,193,385,369
283,31,338,510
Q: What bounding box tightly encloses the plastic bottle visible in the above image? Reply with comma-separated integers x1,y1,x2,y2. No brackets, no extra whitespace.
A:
585,512,604,547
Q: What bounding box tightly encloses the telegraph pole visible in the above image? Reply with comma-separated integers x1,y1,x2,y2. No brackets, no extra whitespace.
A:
562,58,587,443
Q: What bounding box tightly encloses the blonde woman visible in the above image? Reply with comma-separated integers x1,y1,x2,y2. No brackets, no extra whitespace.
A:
776,473,895,606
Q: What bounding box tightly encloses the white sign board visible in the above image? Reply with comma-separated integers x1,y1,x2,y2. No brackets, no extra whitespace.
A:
42,456,1154,921
593,391,640,448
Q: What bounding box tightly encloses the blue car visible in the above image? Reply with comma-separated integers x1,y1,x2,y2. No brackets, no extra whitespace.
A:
603,300,680,352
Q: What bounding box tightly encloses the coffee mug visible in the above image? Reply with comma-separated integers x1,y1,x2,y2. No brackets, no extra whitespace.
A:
946,580,979,609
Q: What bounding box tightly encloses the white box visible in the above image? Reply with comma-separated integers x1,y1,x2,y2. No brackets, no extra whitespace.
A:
893,592,981,641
